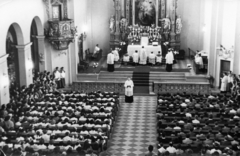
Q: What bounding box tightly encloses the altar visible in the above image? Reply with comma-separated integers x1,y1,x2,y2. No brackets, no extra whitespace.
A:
127,36,161,56
127,45,162,57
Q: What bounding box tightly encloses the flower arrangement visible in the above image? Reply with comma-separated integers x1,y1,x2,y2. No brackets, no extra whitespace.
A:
93,62,98,68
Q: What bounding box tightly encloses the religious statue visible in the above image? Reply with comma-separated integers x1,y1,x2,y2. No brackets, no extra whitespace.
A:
120,17,128,33
120,17,128,41
161,16,171,40
109,15,115,33
162,17,171,33
176,16,182,41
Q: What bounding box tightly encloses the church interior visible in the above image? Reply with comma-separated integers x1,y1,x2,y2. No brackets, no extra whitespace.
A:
1,0,240,155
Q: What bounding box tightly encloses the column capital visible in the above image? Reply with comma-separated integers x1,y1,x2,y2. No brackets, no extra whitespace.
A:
36,35,45,39
15,42,32,50
0,54,9,64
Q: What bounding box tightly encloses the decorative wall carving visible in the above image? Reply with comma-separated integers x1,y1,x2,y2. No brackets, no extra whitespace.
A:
46,20,77,50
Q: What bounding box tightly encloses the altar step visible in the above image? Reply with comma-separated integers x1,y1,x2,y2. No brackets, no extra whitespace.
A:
98,71,133,81
185,74,209,82
77,74,98,81
149,72,186,82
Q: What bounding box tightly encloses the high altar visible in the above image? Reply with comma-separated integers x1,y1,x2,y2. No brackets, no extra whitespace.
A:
109,0,182,55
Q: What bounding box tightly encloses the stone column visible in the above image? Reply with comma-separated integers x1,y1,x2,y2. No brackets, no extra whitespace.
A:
156,0,159,26
0,54,10,105
233,1,240,74
115,0,121,42
160,0,166,19
170,0,176,42
16,42,33,87
36,35,46,72
121,0,125,17
126,0,131,24
132,0,135,25
208,0,223,87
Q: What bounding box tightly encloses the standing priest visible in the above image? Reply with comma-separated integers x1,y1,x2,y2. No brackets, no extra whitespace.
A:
124,77,134,103
107,51,115,72
165,49,174,72
133,50,139,65
139,46,147,65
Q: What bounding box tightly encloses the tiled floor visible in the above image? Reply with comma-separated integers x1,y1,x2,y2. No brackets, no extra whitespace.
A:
108,96,158,156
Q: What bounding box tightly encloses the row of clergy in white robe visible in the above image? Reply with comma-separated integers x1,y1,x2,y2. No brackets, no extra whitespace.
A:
107,49,119,72
131,49,163,65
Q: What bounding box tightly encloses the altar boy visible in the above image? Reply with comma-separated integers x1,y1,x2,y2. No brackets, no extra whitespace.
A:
107,51,115,72
133,50,139,65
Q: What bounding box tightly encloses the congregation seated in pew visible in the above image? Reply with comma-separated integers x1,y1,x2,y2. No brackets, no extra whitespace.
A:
156,92,240,155
0,69,119,155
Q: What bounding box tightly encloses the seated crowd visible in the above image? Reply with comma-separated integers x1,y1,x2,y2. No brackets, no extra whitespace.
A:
0,70,119,156
157,92,240,156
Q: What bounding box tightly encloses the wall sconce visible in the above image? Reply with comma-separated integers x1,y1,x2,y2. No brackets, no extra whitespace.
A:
39,53,44,65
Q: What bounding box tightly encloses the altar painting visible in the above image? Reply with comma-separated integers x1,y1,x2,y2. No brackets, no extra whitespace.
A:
135,0,156,26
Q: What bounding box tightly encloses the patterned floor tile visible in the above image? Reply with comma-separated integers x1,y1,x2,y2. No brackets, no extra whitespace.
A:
108,96,158,155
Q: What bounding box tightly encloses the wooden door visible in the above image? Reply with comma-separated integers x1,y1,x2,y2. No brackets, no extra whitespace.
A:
219,60,230,88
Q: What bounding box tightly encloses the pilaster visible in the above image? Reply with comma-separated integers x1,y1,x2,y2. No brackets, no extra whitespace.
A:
233,1,240,74
15,42,33,87
208,0,220,84
0,54,10,105
36,35,46,72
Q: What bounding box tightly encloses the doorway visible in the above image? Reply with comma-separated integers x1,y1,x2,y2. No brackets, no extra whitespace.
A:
219,60,230,88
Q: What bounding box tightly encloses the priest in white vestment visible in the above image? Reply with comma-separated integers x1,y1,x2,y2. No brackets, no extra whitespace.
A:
165,50,174,72
220,72,228,93
124,77,134,103
54,67,61,88
93,44,100,54
133,50,139,65
148,51,156,65
156,51,162,65
139,46,147,65
107,52,115,72
195,53,204,69
113,48,119,62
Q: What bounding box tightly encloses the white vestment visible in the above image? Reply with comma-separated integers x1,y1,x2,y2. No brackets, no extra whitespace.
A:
156,55,162,63
195,56,203,69
107,53,114,64
54,71,60,81
113,50,119,61
123,55,130,62
149,53,156,64
124,80,134,96
139,48,147,65
165,52,174,64
133,52,139,63
221,76,228,91
93,46,100,54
